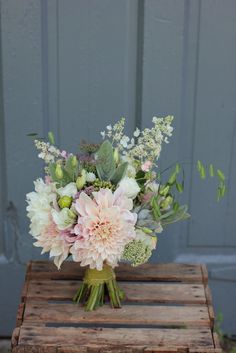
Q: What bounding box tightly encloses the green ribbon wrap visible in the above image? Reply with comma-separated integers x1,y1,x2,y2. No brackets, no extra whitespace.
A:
84,264,115,286
73,264,124,311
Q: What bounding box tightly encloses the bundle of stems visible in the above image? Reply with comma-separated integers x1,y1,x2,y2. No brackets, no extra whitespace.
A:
73,264,125,311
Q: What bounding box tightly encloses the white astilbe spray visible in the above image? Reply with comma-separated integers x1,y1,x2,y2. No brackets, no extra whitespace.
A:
100,116,174,164
127,116,174,163
34,140,61,163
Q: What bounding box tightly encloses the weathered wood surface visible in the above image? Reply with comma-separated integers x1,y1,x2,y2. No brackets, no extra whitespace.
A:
11,261,221,353
28,261,207,283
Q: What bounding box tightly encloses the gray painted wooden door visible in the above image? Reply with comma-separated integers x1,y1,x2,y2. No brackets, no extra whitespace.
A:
0,0,236,336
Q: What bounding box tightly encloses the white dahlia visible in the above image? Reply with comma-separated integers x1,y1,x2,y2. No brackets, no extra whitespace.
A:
26,178,57,238
70,187,137,270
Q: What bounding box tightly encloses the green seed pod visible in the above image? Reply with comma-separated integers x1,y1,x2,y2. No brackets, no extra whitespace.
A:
168,172,176,185
113,148,119,164
71,155,78,168
55,164,63,179
58,196,72,209
160,195,173,209
141,227,153,235
159,185,170,196
76,169,87,190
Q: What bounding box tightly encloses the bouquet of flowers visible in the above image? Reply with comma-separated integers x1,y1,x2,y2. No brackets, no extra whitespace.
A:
26,116,225,311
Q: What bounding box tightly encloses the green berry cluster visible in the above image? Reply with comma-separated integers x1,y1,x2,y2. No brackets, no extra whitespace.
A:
93,178,115,191
122,240,152,267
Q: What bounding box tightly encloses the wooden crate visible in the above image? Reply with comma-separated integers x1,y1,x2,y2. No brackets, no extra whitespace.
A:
11,261,222,353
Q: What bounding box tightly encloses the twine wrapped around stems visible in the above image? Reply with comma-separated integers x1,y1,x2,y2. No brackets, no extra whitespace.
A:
73,264,125,311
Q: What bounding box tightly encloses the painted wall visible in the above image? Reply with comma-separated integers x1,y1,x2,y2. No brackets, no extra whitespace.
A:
0,0,236,336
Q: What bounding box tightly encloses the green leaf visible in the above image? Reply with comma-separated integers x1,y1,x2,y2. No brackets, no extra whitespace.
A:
176,182,183,193
151,196,161,220
48,163,73,186
168,171,177,185
111,162,128,184
209,164,214,177
48,131,55,145
96,140,116,181
175,163,180,174
217,169,225,181
199,163,206,179
64,156,79,181
173,201,180,211
161,205,190,226
197,160,202,172
27,133,38,137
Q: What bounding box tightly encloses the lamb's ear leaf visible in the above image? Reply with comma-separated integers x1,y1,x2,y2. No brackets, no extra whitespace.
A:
96,140,116,181
110,162,128,185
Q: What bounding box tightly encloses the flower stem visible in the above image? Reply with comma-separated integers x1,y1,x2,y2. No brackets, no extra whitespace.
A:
73,265,124,310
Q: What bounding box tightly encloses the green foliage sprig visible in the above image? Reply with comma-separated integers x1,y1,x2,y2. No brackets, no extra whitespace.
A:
197,160,226,201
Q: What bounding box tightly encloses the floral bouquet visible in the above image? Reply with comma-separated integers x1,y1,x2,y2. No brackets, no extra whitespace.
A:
26,117,225,311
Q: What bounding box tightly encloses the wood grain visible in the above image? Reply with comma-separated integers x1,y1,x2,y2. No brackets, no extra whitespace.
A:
27,280,206,304
30,261,204,282
18,326,214,348
23,301,210,327
11,261,222,353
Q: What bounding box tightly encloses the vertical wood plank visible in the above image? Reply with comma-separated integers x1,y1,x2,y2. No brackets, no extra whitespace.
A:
141,0,186,261
188,0,236,246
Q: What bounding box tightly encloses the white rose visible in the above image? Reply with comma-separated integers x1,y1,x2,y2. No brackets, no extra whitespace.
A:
51,208,76,230
57,182,77,198
118,176,140,199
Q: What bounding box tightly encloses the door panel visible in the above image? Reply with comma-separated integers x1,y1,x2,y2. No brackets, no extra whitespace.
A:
0,0,236,336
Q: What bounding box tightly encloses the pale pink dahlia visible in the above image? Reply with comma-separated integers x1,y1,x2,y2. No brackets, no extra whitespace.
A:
70,187,137,270
34,220,72,269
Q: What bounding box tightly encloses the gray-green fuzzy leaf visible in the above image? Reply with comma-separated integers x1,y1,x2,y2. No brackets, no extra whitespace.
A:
110,162,128,184
96,140,116,181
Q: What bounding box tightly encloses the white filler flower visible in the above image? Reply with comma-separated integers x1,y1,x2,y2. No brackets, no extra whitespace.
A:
51,208,76,230
57,182,78,198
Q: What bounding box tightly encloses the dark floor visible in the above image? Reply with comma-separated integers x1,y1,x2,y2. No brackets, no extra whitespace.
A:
0,340,10,353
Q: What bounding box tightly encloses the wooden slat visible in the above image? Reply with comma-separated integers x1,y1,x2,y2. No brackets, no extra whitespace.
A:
16,303,25,327
29,261,205,283
23,301,210,327
21,262,32,302
18,326,214,349
201,264,209,285
27,280,206,304
213,332,222,352
12,261,222,352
